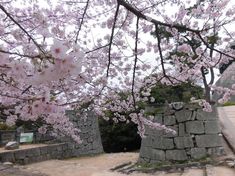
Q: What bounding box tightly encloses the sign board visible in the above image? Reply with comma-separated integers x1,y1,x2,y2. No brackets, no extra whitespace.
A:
20,133,34,143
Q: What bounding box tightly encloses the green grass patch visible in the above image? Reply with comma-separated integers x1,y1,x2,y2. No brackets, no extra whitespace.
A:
222,101,235,106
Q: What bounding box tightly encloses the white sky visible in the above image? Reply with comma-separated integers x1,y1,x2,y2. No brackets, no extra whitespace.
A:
9,0,235,87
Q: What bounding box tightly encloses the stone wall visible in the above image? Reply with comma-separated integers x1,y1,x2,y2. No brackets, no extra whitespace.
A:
0,110,103,164
0,143,72,164
139,104,224,164
64,110,104,156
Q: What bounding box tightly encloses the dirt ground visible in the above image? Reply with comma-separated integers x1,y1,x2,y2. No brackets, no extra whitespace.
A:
20,152,143,176
0,140,235,176
16,152,235,176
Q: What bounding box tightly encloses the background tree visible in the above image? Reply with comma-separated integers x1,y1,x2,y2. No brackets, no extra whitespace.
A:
0,0,235,140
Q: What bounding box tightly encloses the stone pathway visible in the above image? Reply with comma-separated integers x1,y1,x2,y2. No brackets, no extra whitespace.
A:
219,106,235,126
218,106,235,153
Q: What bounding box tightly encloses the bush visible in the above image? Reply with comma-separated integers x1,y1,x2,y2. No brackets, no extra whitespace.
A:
222,101,235,106
0,122,16,130
149,82,203,105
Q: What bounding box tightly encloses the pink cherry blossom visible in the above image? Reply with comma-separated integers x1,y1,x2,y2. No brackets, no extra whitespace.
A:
0,0,234,142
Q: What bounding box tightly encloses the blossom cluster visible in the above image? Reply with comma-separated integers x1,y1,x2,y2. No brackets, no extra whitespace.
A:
0,0,235,141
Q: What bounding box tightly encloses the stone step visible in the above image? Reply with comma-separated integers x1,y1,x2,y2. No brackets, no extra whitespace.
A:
181,168,204,176
206,165,235,176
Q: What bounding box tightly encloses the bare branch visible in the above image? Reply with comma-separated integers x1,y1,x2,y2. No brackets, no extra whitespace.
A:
106,3,120,77
131,17,144,135
131,17,140,96
117,0,201,33
75,0,90,44
197,33,235,60
0,5,45,55
0,48,42,59
155,25,166,76
85,44,109,54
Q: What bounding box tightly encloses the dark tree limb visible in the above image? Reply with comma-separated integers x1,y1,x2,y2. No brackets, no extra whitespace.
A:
106,3,120,77
75,0,90,44
197,33,235,60
131,17,144,135
0,5,45,55
155,24,166,76
117,0,201,33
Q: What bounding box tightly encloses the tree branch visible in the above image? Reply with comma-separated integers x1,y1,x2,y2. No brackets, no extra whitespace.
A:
106,3,120,77
197,33,235,60
155,24,166,76
131,17,144,135
75,0,90,44
0,5,45,55
117,0,200,33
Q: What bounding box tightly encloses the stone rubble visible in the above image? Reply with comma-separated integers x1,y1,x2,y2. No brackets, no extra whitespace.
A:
5,141,19,150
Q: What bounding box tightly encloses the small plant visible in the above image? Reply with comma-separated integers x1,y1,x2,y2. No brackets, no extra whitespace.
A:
0,122,16,130
222,101,235,106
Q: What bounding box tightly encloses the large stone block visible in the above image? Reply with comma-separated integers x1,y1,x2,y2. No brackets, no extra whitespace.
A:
195,134,222,147
14,150,26,160
33,148,41,156
152,137,174,149
138,157,151,163
25,148,36,157
141,136,153,147
0,152,15,162
207,147,225,156
163,125,178,137
145,106,156,114
186,121,204,134
174,137,194,149
175,110,192,122
191,111,197,120
152,149,165,161
153,114,163,124
205,121,220,134
140,146,152,158
178,123,189,136
145,126,163,136
190,148,207,159
65,110,103,156
164,115,176,125
196,107,218,120
166,150,188,161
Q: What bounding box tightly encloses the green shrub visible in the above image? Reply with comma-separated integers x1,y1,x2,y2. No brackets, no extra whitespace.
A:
149,82,203,105
0,123,16,130
222,101,235,106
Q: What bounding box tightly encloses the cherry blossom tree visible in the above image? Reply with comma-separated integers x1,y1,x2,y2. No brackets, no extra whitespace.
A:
0,0,235,141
